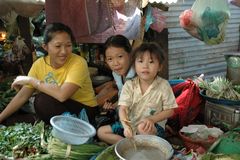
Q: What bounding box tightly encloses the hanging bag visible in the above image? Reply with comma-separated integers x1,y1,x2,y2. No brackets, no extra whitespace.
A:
180,0,230,45
229,0,240,7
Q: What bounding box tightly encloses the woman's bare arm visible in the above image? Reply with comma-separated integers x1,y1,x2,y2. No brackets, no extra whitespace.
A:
0,86,35,123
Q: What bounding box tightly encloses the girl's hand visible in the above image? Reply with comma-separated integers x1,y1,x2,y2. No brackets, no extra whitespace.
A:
139,118,155,133
124,126,133,138
103,101,116,110
11,76,32,91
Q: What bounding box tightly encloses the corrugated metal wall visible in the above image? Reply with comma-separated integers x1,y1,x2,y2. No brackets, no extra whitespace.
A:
163,0,240,79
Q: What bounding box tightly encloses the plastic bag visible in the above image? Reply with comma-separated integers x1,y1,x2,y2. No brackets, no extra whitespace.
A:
145,6,166,33
169,79,203,128
62,108,90,123
179,0,230,45
150,7,166,33
229,0,240,7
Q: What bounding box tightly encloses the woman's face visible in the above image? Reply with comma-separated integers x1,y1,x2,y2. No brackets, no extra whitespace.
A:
43,32,72,69
105,46,130,76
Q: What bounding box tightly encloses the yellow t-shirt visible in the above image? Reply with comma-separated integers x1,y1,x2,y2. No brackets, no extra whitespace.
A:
28,54,97,107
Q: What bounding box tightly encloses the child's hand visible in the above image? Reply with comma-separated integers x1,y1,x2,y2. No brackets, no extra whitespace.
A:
103,101,117,110
139,118,155,133
103,101,115,110
124,126,133,138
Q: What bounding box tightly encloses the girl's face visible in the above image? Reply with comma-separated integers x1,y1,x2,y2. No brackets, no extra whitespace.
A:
43,32,72,69
105,46,130,76
135,51,161,83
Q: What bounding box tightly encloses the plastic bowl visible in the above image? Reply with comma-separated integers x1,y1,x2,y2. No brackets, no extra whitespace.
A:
50,115,96,145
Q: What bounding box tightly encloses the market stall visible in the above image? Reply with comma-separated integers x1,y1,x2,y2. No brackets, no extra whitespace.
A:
0,0,240,160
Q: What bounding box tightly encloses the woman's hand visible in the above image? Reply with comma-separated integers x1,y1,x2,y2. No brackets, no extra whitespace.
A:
11,76,33,91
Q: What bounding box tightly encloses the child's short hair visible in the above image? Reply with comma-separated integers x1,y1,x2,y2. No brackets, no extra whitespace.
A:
131,42,165,66
103,35,132,57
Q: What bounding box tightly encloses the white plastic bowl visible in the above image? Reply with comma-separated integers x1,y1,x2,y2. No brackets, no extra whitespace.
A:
50,115,96,145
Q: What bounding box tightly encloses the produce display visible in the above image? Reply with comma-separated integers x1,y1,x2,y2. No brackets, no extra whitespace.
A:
48,137,106,160
0,78,16,111
0,120,107,160
0,121,51,159
199,77,240,101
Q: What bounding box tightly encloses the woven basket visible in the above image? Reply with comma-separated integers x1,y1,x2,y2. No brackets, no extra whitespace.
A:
179,131,216,151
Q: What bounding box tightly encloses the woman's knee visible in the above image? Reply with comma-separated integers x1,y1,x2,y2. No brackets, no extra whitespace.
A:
34,93,58,106
34,93,65,123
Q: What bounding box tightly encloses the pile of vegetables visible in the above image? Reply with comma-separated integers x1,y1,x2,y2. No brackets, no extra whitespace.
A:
199,76,240,100
0,78,16,111
0,121,51,159
0,121,108,160
201,153,240,160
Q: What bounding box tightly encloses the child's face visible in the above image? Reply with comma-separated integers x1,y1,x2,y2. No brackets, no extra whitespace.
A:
135,51,161,82
105,46,130,76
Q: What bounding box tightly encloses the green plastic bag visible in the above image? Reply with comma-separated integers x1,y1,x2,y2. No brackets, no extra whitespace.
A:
190,0,230,45
209,128,240,154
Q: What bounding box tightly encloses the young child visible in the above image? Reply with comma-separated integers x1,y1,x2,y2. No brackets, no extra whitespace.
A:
97,42,178,144
102,35,135,110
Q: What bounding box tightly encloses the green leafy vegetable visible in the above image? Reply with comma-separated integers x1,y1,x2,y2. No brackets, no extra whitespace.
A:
0,121,51,159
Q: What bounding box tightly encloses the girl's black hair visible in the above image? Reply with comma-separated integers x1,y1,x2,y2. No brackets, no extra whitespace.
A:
103,35,132,56
131,42,165,66
43,22,75,44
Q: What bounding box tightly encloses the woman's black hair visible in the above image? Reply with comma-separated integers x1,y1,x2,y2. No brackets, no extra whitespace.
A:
103,35,132,56
131,42,165,66
43,22,75,44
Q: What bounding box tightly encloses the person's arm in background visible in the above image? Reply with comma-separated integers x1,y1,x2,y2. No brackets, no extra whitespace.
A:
0,86,35,123
95,81,119,110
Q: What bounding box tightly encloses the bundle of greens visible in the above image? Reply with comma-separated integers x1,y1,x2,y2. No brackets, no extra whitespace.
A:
199,76,240,100
201,153,240,160
48,137,106,160
0,121,51,159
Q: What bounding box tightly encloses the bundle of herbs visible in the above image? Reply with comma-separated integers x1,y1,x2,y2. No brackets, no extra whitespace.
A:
48,137,106,160
199,76,240,100
0,121,51,159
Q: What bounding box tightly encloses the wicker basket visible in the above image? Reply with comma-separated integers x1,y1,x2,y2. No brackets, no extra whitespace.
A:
179,131,216,151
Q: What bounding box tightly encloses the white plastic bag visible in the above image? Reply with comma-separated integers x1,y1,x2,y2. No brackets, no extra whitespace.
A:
180,0,230,45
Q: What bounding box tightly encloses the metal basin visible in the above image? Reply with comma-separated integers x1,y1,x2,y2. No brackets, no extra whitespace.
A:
115,135,174,160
